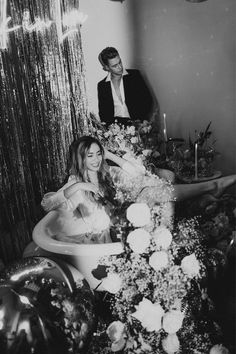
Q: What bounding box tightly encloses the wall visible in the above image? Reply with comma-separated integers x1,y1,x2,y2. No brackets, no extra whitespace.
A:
133,0,236,177
80,0,235,177
80,0,135,115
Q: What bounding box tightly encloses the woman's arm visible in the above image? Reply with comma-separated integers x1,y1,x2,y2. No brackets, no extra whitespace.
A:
105,150,146,177
104,150,127,168
41,178,101,212
63,181,100,199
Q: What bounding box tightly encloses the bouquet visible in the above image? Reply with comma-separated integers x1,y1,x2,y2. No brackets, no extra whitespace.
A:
93,121,145,156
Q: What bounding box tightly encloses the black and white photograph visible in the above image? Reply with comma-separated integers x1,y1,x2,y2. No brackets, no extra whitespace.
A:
0,0,235,353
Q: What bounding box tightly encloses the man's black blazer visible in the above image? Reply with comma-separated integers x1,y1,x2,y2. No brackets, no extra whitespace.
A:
97,69,153,125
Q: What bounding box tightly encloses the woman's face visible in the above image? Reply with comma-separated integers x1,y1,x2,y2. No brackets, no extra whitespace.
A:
84,143,103,173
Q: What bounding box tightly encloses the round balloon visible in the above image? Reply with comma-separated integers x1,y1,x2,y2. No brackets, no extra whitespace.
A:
0,256,97,354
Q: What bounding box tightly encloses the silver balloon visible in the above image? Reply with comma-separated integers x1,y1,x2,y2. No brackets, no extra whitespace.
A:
0,257,97,354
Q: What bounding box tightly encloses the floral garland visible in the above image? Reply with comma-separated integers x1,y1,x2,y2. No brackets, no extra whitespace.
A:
86,120,232,353
88,202,229,354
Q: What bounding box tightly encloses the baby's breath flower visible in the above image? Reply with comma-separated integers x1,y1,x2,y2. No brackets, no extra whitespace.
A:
94,135,227,354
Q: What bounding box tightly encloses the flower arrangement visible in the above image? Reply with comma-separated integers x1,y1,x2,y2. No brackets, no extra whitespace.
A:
175,192,236,257
86,117,233,353
92,120,219,181
94,122,142,156
167,122,219,179
88,202,228,354
92,120,162,170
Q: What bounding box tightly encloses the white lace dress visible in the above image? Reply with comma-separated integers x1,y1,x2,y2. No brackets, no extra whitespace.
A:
41,175,112,244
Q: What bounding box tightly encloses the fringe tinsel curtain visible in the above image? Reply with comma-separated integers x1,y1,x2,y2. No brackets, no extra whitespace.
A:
0,0,92,263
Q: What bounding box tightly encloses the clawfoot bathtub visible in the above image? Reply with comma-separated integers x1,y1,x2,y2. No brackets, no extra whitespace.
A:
28,210,123,290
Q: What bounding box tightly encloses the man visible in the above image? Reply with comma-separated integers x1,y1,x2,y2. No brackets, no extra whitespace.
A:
97,47,175,183
97,47,153,126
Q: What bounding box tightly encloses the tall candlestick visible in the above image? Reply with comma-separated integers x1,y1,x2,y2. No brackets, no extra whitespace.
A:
163,113,168,142
194,143,198,180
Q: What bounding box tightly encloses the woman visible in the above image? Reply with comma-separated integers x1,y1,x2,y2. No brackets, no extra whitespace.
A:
41,136,236,243
41,136,145,244
41,136,115,244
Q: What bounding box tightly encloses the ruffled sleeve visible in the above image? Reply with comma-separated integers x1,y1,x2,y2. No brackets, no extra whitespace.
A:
109,160,145,181
41,190,68,212
41,175,84,212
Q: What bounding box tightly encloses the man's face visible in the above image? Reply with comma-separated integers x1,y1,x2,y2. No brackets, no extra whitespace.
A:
105,55,123,77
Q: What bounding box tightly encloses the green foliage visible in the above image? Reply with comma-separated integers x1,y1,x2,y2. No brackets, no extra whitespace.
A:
167,122,220,179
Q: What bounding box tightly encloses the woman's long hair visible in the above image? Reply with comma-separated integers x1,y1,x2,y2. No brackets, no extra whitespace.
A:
68,136,116,204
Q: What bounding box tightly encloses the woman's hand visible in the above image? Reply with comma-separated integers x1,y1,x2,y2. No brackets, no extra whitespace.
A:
63,181,102,200
104,148,117,161
103,147,110,160
103,148,126,168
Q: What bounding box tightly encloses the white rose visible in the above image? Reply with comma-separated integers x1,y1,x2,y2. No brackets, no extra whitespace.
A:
102,273,122,294
131,298,164,332
119,141,127,150
162,333,180,353
127,228,150,253
127,125,136,135
149,251,168,272
131,136,138,144
152,150,161,158
142,149,152,157
162,310,184,334
209,344,230,354
126,203,151,227
152,227,173,250
107,321,125,342
181,253,200,278
107,321,126,352
62,300,74,314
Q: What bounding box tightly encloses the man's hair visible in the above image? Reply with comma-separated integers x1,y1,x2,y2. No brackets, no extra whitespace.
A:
98,47,119,67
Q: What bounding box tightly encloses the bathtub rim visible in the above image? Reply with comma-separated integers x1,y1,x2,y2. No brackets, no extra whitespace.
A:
33,210,124,256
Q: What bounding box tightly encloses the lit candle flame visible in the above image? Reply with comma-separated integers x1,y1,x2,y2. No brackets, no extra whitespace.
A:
163,113,168,142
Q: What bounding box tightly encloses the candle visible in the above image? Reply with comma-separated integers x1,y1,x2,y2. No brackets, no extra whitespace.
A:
194,143,198,180
163,113,168,142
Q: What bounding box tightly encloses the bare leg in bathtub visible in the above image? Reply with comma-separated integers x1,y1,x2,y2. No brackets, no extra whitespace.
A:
137,175,236,228
137,174,236,201
172,175,236,201
108,144,236,202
